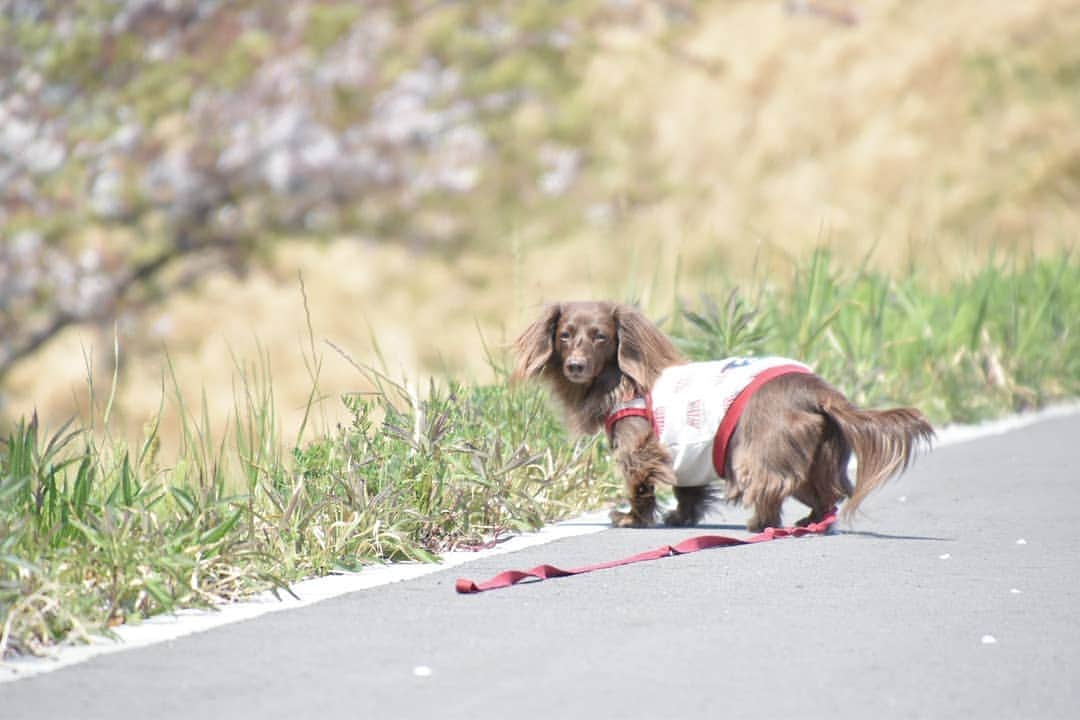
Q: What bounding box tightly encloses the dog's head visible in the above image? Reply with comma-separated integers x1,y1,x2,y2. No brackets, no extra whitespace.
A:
512,301,683,392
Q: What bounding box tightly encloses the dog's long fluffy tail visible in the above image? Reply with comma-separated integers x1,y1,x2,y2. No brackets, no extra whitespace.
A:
821,394,935,518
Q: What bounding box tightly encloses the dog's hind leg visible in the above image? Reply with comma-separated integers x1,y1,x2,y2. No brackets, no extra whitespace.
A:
743,476,788,532
728,401,825,532
794,416,852,527
728,447,793,531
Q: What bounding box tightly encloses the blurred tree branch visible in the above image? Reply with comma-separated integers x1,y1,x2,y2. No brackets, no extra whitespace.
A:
0,228,238,380
0,0,693,389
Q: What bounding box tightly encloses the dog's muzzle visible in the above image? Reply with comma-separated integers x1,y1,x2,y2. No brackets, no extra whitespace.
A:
564,358,589,382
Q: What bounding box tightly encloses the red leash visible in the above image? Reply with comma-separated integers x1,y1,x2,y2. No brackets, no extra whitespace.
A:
455,509,838,594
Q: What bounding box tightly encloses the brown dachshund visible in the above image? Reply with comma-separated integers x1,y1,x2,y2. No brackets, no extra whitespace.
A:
514,301,934,530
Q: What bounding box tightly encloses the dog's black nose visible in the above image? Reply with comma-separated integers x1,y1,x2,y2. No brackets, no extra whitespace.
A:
565,359,586,375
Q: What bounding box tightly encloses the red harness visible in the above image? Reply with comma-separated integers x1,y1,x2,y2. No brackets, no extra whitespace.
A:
603,363,812,481
456,509,837,594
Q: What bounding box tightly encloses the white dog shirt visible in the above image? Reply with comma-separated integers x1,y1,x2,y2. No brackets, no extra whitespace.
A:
605,357,812,486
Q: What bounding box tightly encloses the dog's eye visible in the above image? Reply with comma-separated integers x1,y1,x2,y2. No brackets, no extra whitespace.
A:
594,332,607,343
558,331,571,342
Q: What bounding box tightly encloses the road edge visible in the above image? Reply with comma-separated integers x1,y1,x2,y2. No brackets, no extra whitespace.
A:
3,399,1078,681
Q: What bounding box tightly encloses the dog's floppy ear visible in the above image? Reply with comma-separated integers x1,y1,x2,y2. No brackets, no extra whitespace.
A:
512,303,561,382
614,304,683,391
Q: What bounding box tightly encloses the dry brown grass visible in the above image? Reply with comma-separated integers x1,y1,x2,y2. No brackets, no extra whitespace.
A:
579,0,1078,270
6,0,1077,447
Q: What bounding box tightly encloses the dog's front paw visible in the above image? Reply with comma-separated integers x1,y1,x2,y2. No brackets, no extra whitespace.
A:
609,509,651,528
663,508,696,527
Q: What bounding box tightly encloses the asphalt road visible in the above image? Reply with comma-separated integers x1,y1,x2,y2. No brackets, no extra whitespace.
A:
3,411,1079,719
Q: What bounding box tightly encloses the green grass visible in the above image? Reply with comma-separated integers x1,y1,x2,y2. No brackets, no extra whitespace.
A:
0,343,613,657
673,248,1078,423
2,250,1077,657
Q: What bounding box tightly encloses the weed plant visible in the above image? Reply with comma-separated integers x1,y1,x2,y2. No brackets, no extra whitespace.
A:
0,360,611,657
2,250,1077,657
